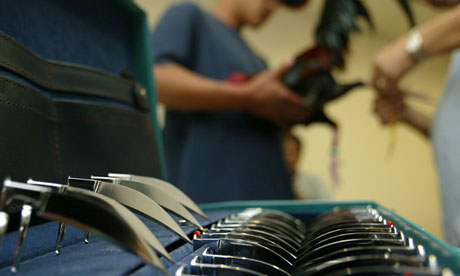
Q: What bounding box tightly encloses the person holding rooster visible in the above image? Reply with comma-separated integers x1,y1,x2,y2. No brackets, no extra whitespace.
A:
152,0,310,203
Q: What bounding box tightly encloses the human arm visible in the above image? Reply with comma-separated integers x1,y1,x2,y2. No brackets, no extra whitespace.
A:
155,63,249,110
370,4,460,94
155,63,311,128
374,94,432,138
153,3,310,128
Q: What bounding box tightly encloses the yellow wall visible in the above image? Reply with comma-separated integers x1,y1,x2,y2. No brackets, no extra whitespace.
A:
136,0,452,240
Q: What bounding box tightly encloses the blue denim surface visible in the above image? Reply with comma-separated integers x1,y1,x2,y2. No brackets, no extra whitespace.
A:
0,210,234,275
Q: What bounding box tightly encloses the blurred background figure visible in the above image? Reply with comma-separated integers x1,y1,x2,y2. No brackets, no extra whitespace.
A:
152,0,310,204
369,0,460,247
283,131,331,200
137,0,451,241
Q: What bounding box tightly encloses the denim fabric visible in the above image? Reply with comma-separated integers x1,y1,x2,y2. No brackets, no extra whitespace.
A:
0,0,163,183
0,0,132,74
0,0,135,107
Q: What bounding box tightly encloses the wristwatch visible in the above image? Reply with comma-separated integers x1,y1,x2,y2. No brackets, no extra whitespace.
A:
405,29,424,62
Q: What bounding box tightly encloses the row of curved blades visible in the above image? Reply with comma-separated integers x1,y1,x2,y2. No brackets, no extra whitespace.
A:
0,174,208,273
171,207,454,276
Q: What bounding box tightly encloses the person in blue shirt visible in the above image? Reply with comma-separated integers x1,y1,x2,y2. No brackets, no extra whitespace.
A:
152,0,310,203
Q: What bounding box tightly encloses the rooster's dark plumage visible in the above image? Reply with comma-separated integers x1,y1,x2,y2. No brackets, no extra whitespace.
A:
282,0,416,126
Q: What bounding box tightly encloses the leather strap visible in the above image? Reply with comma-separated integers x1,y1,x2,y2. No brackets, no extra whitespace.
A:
0,31,149,110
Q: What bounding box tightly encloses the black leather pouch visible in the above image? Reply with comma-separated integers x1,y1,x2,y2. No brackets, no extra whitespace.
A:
0,0,164,213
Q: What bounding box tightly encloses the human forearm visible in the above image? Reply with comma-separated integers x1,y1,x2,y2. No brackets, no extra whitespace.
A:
417,5,460,57
370,5,460,94
154,63,250,110
155,63,311,127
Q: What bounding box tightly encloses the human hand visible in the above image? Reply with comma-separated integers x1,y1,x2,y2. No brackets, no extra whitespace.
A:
370,38,418,95
243,63,311,128
373,94,407,125
373,88,433,137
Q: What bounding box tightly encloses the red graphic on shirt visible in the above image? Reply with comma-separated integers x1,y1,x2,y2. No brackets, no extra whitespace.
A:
226,71,249,84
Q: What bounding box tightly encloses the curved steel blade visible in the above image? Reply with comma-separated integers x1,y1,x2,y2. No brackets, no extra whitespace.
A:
93,177,203,229
2,180,165,269
109,173,208,219
68,178,191,243
26,180,172,262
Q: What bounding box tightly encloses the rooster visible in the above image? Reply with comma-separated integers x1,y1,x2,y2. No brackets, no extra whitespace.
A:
280,0,416,184
282,0,416,126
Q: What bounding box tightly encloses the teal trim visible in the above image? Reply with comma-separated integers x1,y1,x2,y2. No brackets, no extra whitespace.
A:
200,200,378,212
131,10,167,178
145,26,168,179
111,0,167,178
144,33,168,179
377,206,460,272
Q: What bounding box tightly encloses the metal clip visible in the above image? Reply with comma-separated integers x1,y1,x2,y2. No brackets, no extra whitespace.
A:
11,205,32,273
55,222,66,255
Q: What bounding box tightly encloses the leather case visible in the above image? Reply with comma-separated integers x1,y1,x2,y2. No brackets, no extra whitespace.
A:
0,0,165,186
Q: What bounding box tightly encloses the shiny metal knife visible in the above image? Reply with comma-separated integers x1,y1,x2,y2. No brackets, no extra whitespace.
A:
108,173,208,219
67,177,190,243
0,179,166,270
25,179,172,262
92,176,203,229
200,247,291,276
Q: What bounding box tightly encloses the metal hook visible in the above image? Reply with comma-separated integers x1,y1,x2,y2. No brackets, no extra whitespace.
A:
12,204,33,273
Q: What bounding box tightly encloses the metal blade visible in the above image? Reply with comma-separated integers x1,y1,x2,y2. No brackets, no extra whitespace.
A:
68,178,190,243
201,247,291,276
25,180,172,262
109,173,208,219
2,180,165,269
93,176,203,229
189,255,265,276
0,211,8,246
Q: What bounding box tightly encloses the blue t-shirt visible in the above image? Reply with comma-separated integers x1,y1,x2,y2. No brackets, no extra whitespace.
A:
152,3,293,203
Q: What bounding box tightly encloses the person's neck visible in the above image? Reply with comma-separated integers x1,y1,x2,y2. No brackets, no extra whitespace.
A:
212,0,243,31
